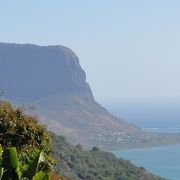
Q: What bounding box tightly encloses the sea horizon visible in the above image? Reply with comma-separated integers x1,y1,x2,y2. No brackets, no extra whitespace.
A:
100,101,180,129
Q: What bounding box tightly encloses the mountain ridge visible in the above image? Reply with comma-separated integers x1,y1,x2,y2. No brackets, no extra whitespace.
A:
0,42,180,150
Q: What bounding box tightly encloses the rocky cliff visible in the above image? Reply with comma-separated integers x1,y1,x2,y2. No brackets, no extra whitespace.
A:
0,42,180,150
0,43,92,100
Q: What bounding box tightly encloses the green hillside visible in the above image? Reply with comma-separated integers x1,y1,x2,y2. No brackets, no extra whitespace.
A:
52,135,168,180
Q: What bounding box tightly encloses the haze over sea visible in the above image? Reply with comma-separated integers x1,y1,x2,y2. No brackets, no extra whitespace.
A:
102,101,180,128
104,101,180,180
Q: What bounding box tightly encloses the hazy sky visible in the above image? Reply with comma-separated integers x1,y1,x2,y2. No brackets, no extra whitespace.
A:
1,1,180,103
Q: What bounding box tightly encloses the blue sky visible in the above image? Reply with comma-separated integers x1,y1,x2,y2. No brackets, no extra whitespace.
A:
1,1,180,103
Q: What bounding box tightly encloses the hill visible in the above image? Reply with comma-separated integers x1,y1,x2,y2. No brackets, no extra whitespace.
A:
0,42,180,150
52,134,167,180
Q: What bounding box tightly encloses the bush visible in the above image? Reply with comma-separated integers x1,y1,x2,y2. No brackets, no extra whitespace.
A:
0,101,55,171
0,101,50,157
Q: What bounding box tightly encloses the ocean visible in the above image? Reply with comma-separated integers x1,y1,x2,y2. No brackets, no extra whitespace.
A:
104,101,180,180
113,143,180,180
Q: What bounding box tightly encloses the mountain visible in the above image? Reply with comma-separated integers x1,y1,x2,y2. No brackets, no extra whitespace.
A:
0,42,180,150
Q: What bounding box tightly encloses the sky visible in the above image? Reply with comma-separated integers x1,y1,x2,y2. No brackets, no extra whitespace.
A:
1,0,180,103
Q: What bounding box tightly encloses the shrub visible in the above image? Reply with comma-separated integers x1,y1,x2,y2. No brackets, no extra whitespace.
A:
0,101,55,173
0,101,50,159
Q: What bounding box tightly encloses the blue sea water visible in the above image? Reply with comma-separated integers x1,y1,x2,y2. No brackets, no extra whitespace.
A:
113,143,180,180
112,128,180,180
104,102,180,179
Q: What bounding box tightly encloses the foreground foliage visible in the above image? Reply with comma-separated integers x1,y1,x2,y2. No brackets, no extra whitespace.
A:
0,145,70,180
52,135,168,180
0,145,49,180
0,101,67,180
0,101,53,165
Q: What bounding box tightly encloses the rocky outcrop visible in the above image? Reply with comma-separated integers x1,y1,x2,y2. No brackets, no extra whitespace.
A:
0,43,92,101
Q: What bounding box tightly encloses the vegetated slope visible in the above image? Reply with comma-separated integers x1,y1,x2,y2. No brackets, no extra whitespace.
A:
0,101,68,180
0,42,180,150
52,134,168,180
0,100,167,180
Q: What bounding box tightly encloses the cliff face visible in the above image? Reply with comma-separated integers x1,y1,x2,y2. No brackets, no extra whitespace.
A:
0,42,180,150
0,43,92,101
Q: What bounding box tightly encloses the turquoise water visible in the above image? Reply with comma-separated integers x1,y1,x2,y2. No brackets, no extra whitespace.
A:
105,103,180,180
113,144,180,180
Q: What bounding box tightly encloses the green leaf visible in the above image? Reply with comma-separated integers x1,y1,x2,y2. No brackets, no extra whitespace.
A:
32,171,48,180
0,167,4,180
26,151,44,179
15,167,22,180
3,147,19,169
0,145,2,157
2,147,21,180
